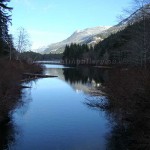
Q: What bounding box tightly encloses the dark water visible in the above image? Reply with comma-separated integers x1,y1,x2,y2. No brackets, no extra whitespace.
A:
5,65,110,150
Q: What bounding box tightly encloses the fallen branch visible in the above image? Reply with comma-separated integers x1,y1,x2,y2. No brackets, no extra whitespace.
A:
21,73,58,82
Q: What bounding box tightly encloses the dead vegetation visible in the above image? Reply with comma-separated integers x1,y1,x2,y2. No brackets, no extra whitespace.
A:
86,68,150,149
0,58,43,123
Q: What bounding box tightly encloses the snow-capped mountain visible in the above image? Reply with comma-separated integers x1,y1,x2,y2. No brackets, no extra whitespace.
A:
43,26,111,54
88,4,150,46
40,4,150,54
34,46,49,53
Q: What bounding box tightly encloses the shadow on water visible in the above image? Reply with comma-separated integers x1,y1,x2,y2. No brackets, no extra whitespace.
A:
0,88,32,150
45,65,110,93
0,118,16,150
63,67,109,85
85,68,150,150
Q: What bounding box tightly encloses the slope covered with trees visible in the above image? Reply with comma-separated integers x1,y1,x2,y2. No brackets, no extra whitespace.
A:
63,3,150,67
94,18,150,66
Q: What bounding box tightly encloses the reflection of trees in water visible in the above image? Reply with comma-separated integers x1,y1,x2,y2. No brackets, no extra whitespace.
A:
0,88,32,150
0,91,23,150
63,67,109,84
0,119,17,150
86,69,150,150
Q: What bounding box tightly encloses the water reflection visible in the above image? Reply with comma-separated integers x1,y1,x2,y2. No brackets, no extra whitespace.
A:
0,118,16,149
0,64,113,150
63,67,109,84
86,69,150,150
0,88,32,150
45,65,109,93
13,65,110,150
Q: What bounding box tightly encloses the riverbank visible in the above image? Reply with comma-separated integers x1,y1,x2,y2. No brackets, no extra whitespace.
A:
0,59,43,124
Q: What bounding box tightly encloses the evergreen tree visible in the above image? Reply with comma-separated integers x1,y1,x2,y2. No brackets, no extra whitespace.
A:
0,0,12,56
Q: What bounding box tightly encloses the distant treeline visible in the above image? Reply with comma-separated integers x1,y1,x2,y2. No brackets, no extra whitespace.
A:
63,43,94,60
20,51,63,61
63,18,150,67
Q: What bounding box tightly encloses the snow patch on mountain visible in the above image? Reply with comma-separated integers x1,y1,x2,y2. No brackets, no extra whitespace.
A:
43,26,111,54
35,4,150,54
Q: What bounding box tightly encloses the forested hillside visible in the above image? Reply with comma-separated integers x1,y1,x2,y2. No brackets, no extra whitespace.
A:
94,19,150,66
63,4,150,67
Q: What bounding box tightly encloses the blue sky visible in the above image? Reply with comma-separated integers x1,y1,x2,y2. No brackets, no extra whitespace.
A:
9,0,132,49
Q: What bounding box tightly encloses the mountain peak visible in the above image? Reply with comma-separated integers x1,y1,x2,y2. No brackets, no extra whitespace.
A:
75,30,81,33
42,26,111,54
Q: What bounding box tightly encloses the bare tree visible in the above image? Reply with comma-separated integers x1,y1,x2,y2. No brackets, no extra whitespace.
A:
14,27,31,60
118,0,150,67
15,27,31,54
133,0,150,10
7,34,14,61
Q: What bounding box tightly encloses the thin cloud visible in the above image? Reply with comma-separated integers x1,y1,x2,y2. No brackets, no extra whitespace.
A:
13,0,36,11
12,0,55,12
42,4,55,12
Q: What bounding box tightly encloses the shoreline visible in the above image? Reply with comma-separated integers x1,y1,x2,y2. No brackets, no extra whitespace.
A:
0,59,43,124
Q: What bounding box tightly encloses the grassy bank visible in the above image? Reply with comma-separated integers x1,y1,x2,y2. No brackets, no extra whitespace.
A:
0,59,43,123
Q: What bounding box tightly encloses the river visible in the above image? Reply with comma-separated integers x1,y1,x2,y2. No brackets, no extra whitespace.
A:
3,64,110,150
1,64,149,149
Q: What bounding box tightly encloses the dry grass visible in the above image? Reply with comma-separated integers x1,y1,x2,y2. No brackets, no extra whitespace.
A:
0,58,43,123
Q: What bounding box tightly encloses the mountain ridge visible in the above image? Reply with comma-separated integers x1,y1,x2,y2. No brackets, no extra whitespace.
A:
37,26,111,54
37,4,150,54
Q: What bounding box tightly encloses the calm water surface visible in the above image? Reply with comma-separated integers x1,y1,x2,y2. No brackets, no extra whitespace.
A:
10,64,110,150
